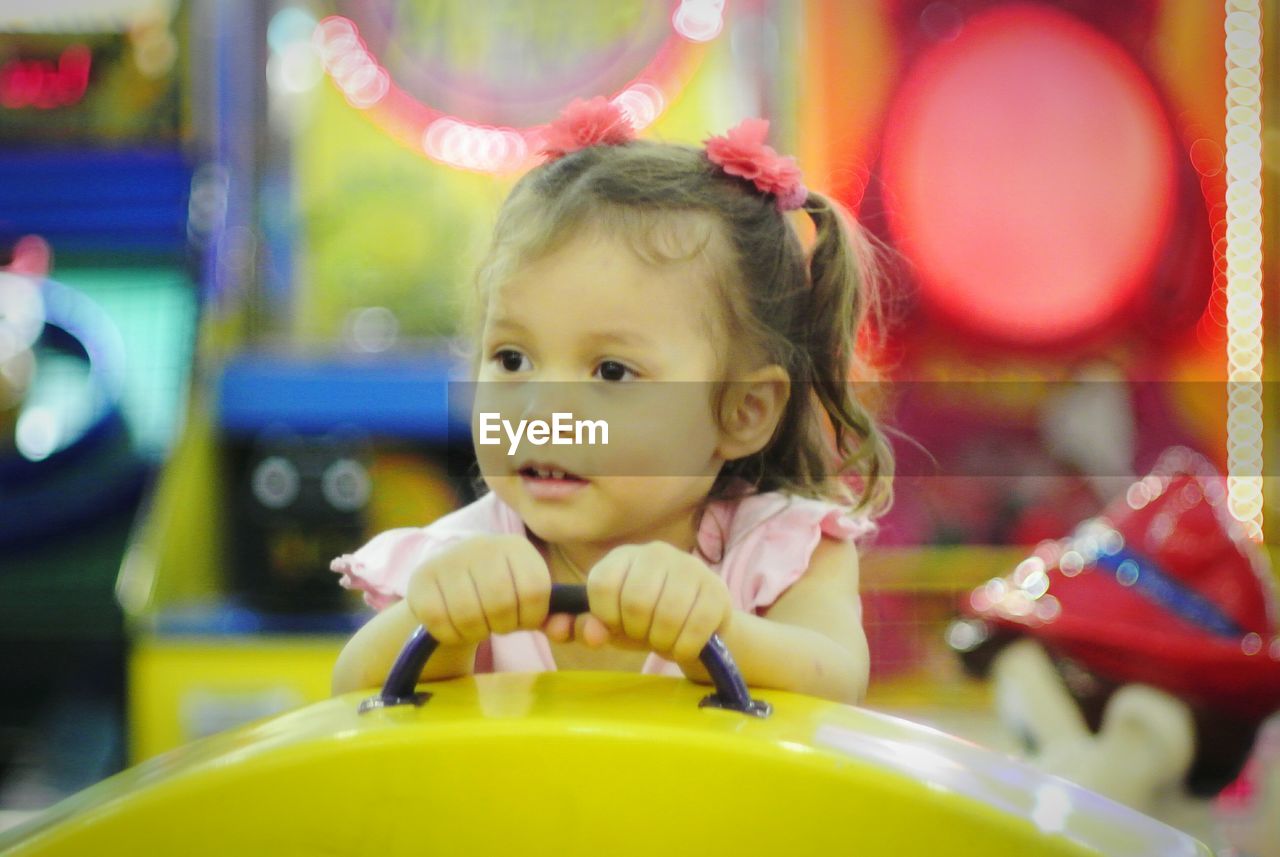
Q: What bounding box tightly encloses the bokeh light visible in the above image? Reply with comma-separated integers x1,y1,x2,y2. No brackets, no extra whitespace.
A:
881,4,1177,349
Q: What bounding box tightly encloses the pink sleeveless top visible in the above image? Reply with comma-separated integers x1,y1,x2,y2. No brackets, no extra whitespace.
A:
331,491,873,677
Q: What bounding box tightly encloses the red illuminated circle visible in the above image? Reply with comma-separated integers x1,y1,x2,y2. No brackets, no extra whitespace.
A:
880,4,1177,349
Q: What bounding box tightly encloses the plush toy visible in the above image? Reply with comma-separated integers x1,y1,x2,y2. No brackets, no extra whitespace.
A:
949,447,1280,821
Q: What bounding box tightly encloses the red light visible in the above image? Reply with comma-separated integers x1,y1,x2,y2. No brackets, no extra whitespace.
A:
0,45,92,110
881,5,1177,349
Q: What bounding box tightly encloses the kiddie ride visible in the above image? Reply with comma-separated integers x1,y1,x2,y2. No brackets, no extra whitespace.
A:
0,587,1206,856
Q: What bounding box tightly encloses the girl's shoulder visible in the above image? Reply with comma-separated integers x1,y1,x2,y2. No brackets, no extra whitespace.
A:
698,490,875,614
708,490,874,543
330,492,523,609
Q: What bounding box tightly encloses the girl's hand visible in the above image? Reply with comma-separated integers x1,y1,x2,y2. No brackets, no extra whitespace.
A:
404,534,552,646
580,542,732,663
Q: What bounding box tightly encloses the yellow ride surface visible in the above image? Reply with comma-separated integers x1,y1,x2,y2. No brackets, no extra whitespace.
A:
0,672,1208,857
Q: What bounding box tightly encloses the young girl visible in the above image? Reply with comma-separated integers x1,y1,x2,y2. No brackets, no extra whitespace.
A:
330,99,893,705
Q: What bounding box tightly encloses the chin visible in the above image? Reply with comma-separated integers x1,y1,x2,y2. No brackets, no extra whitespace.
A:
521,515,606,548
519,499,630,546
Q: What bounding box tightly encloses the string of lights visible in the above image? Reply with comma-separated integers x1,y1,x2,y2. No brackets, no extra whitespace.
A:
1223,0,1265,540
312,1,727,174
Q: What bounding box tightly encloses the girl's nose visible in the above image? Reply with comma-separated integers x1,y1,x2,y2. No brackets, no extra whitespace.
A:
521,380,585,422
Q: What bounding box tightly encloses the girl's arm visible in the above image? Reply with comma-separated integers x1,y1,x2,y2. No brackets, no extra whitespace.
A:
331,599,478,695
681,538,870,704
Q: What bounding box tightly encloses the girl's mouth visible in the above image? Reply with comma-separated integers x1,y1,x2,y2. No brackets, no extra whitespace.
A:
518,465,585,480
518,465,588,500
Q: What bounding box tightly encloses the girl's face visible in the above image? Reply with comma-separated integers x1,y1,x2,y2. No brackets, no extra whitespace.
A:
473,229,731,557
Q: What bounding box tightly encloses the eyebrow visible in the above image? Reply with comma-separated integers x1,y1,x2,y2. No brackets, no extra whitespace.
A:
579,329,655,349
484,316,528,336
481,316,537,346
484,316,654,350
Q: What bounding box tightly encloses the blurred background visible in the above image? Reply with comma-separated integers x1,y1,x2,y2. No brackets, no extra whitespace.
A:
0,0,1276,851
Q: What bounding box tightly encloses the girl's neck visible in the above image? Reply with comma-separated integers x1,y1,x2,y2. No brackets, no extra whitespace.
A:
547,541,590,584
535,505,706,580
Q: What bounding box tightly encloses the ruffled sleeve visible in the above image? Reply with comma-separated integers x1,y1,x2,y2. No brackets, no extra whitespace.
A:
700,492,874,615
330,492,524,610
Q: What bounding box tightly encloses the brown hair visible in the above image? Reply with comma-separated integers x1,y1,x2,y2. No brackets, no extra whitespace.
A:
472,140,893,515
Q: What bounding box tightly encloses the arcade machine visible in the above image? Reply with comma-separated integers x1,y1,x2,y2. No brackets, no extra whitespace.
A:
122,0,787,762
796,0,1277,848
0,1,199,809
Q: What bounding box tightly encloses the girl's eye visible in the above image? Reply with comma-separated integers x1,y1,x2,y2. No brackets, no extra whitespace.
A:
594,360,635,382
494,349,531,373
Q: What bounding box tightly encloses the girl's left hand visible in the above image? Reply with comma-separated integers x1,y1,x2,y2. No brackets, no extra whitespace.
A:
576,542,732,663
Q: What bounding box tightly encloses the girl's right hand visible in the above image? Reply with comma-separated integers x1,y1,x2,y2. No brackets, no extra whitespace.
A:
404,535,552,646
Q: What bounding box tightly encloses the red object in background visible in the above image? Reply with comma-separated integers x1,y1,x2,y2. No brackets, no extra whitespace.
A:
963,448,1280,723
0,45,92,110
880,4,1178,349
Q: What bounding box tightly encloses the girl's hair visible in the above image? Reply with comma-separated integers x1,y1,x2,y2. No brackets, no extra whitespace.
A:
472,140,893,516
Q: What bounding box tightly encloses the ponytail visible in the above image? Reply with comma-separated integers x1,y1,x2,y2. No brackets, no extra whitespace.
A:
803,193,894,515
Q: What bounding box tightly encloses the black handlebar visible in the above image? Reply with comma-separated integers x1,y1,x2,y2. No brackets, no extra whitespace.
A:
360,584,770,718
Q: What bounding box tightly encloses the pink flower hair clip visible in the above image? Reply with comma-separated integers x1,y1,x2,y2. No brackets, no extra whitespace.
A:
541,96,637,161
704,118,808,211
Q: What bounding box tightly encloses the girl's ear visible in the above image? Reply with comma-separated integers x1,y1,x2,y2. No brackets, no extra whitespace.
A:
715,365,790,461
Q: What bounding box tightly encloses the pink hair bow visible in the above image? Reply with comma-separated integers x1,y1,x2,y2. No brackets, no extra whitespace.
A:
704,118,807,211
541,96,637,161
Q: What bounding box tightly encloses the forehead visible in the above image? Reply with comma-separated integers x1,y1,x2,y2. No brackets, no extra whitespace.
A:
487,216,729,337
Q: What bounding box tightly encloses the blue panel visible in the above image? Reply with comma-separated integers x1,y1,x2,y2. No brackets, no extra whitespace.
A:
151,598,370,635
0,148,192,252
216,350,472,442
